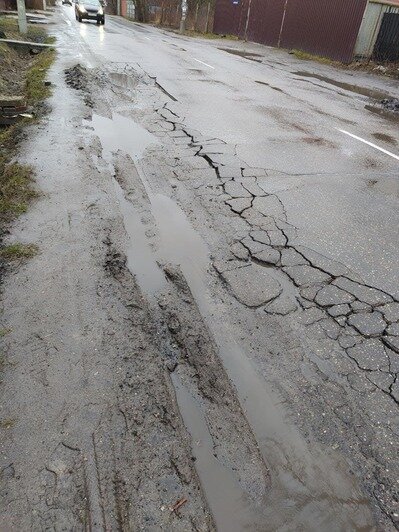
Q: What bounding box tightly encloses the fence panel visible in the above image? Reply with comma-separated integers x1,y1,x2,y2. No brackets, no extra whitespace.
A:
280,0,368,63
213,0,249,37
245,0,285,46
214,0,368,62
373,12,399,61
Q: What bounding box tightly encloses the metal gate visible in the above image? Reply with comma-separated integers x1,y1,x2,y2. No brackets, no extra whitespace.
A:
373,12,399,61
126,0,135,18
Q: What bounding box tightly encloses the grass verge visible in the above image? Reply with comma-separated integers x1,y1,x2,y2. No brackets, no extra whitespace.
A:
0,243,39,261
0,17,56,255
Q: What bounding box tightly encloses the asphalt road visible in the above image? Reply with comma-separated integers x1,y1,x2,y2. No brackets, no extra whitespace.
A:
1,6,399,531
75,11,399,296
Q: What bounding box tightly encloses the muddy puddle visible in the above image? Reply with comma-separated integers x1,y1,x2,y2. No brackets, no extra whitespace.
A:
365,104,399,122
172,373,262,532
293,71,389,100
109,72,138,90
255,80,285,93
90,112,158,163
219,48,263,63
90,112,376,531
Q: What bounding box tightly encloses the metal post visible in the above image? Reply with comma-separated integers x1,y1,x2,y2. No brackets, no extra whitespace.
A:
244,0,252,41
205,1,210,33
277,0,289,48
17,0,27,35
179,0,187,33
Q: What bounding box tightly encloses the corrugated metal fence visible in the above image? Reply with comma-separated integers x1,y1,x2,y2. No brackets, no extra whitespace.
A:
355,1,399,59
145,0,214,33
214,0,368,63
373,11,399,60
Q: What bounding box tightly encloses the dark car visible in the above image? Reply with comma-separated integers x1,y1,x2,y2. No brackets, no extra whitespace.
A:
62,0,72,5
75,0,105,24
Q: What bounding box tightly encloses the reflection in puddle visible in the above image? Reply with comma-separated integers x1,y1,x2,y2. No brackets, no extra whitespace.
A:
92,112,376,531
112,178,166,295
172,373,260,532
91,112,158,163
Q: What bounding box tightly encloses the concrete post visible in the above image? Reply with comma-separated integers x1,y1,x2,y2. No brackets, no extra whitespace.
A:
179,0,187,33
17,0,27,34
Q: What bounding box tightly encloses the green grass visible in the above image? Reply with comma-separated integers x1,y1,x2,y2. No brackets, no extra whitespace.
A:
0,243,39,261
0,17,49,43
0,418,15,429
0,28,56,225
0,160,38,222
25,48,56,102
184,30,238,40
291,48,339,66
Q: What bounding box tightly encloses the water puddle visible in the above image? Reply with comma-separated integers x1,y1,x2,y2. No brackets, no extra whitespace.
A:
219,47,263,63
293,71,389,100
255,80,285,93
112,178,166,295
172,373,261,532
133,189,375,531
92,112,376,531
91,112,158,163
109,72,138,90
365,104,399,123
372,132,397,145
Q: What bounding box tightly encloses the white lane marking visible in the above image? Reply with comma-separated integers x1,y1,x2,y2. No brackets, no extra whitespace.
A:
193,58,215,69
337,128,399,161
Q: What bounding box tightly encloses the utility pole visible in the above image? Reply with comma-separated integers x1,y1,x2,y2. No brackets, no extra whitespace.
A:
17,0,27,34
179,0,187,33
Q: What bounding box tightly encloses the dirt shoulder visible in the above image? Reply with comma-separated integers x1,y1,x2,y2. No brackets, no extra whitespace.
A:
0,16,56,256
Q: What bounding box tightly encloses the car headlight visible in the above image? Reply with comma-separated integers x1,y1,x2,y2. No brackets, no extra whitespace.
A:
98,7,103,14
78,5,86,12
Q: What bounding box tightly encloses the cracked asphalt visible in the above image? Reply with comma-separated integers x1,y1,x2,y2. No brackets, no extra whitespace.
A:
1,6,399,531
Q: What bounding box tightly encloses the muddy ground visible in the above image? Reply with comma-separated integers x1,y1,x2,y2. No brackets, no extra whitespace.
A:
1,9,399,532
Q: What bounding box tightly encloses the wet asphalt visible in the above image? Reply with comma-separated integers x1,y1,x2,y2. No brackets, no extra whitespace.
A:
1,6,399,531
69,11,399,296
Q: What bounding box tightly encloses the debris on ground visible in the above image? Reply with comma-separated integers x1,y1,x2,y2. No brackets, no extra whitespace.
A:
0,95,27,124
170,497,188,514
381,98,399,112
